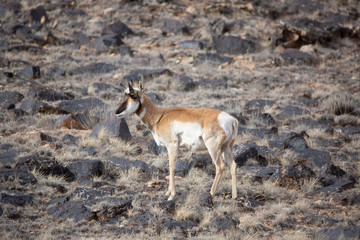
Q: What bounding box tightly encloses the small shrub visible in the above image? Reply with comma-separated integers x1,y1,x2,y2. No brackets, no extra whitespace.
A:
327,93,358,116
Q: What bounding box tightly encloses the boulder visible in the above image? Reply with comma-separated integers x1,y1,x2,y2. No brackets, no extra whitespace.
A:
0,193,34,206
123,68,172,82
20,99,64,115
28,85,73,102
297,148,331,169
0,168,37,185
48,200,92,222
175,160,195,177
27,6,49,23
0,150,18,166
66,160,104,180
148,139,167,155
159,200,176,214
0,91,24,105
90,34,125,53
213,36,260,55
90,117,131,141
106,158,148,173
57,97,106,114
306,179,356,197
279,48,318,66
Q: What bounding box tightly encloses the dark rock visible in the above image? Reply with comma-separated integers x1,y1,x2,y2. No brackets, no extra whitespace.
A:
0,150,18,166
315,225,360,240
148,139,167,155
175,160,195,177
146,92,164,105
297,148,331,169
233,143,261,167
56,113,99,130
283,132,309,151
16,155,75,181
195,78,228,89
179,40,205,50
90,82,122,94
40,132,56,143
177,75,195,92
162,19,189,35
66,160,103,180
0,168,37,185
237,166,279,183
301,215,339,227
245,99,275,111
82,146,97,156
210,217,238,231
119,45,132,56
269,163,315,189
106,158,148,173
128,212,154,228
307,179,356,197
162,220,197,232
244,200,264,208
28,85,73,102
199,192,213,208
64,8,87,17
0,205,2,217
279,49,318,66
74,63,116,75
159,200,176,214
334,126,360,135
72,31,89,45
295,97,317,107
71,187,115,200
123,68,172,82
213,36,260,55
238,127,278,140
90,117,131,141
1,193,34,206
193,53,232,66
90,34,125,53
48,201,92,222
27,6,49,23
92,199,132,221
0,91,24,105
47,67,66,77
20,99,63,115
57,97,106,114
277,105,310,118
103,20,134,37
320,163,346,178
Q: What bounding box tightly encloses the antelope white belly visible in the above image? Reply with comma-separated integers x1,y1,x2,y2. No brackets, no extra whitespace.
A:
172,121,206,151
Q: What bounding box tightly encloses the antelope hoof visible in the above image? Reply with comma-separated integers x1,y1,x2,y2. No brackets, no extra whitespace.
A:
165,190,175,200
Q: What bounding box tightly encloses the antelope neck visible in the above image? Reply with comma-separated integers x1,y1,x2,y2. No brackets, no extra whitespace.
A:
136,95,163,131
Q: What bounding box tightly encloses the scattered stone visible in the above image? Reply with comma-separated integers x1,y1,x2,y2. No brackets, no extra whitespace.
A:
175,159,195,177
233,143,268,167
90,34,125,53
210,217,238,231
103,20,134,37
47,67,66,77
40,132,56,143
159,200,176,214
48,200,92,222
57,97,106,114
106,158,148,173
71,187,115,200
245,99,275,111
28,85,73,102
0,168,37,185
269,163,315,189
297,148,331,169
56,113,99,130
162,18,189,35
74,63,116,75
0,91,24,105
0,150,18,167
307,179,356,197
1,193,34,206
179,40,205,50
276,105,310,118
66,160,104,180
193,53,233,66
17,155,75,181
213,36,260,55
237,166,279,183
20,99,64,115
72,31,89,45
148,139,167,155
279,48,318,66
315,225,360,240
177,74,195,91
27,6,49,24
123,68,172,82
283,132,309,152
90,116,132,141
244,199,264,208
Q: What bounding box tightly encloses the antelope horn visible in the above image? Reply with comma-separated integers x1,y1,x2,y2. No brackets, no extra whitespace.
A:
128,81,135,94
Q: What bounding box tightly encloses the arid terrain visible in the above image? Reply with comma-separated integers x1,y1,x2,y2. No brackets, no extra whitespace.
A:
1,0,360,239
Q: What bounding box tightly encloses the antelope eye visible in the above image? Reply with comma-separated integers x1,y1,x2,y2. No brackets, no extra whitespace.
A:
130,95,137,100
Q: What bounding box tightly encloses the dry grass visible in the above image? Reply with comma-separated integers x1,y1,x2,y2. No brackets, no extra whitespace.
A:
326,93,358,116
280,149,298,166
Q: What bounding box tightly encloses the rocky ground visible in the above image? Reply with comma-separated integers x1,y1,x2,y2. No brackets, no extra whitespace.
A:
1,0,360,239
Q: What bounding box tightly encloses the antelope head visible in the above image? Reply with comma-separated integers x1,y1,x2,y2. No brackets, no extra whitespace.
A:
115,80,144,117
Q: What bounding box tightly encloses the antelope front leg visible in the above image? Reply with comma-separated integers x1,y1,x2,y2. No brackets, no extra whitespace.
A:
165,143,178,201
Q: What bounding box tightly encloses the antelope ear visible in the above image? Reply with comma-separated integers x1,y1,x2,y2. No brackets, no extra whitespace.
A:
130,79,136,87
139,81,145,92
128,81,135,94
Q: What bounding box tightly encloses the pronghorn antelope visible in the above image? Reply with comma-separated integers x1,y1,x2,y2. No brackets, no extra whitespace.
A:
115,80,238,200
